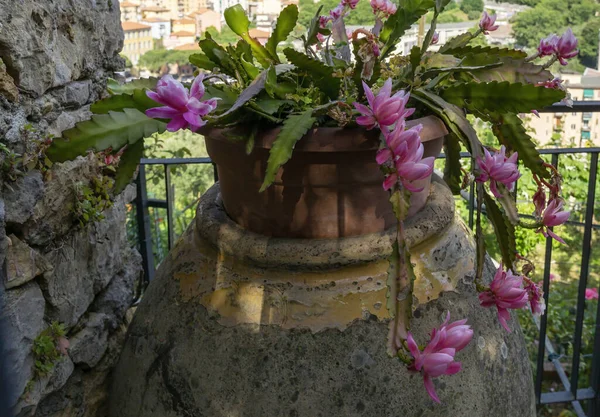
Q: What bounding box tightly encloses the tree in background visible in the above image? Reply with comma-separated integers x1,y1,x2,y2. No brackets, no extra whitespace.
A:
138,49,194,73
579,18,600,69
459,0,483,16
512,0,598,69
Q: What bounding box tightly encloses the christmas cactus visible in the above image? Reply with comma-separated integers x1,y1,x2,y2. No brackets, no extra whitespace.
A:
47,0,577,403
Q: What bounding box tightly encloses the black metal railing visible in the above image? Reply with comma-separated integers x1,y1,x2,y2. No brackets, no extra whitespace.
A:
133,102,600,416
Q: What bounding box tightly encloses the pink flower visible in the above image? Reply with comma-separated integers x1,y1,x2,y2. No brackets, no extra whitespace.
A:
318,16,331,28
479,264,529,332
317,33,326,43
585,288,599,300
431,31,439,45
556,28,578,65
406,313,473,403
538,34,559,57
342,0,360,9
479,11,499,35
539,77,564,90
476,146,520,198
539,199,570,244
353,79,414,130
146,74,218,132
329,4,345,20
524,279,545,316
370,0,397,16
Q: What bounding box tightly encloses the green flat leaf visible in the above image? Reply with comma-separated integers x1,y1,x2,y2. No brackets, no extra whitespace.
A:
438,32,473,54
107,78,158,95
204,85,238,113
483,191,516,269
380,0,435,58
260,109,316,191
199,35,237,77
283,48,340,99
114,139,144,194
442,45,527,59
216,64,294,118
440,81,565,115
412,89,482,160
265,4,298,57
254,99,291,114
224,5,277,66
467,57,553,85
47,109,166,163
410,45,421,77
189,53,218,71
443,133,462,194
90,89,158,114
490,112,550,179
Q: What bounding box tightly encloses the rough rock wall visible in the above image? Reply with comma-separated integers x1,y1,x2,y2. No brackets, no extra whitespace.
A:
0,1,141,416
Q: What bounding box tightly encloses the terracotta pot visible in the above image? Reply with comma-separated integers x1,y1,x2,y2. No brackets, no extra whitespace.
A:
204,115,448,239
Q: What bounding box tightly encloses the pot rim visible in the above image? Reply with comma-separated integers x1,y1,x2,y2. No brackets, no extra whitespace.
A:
201,115,448,153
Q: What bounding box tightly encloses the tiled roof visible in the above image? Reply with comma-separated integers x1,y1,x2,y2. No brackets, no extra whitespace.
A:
122,21,152,31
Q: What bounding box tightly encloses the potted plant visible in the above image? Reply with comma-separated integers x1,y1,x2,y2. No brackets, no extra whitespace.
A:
47,0,576,403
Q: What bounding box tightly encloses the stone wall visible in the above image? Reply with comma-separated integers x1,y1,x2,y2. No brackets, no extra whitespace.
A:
0,1,141,416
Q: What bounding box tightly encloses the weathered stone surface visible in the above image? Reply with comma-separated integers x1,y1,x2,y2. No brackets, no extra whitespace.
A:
68,313,110,369
110,183,536,417
0,198,7,267
3,171,44,225
0,0,123,97
15,356,75,417
91,249,141,330
52,80,91,108
1,282,46,408
46,107,92,138
39,186,134,327
0,58,18,102
35,316,132,417
5,234,52,289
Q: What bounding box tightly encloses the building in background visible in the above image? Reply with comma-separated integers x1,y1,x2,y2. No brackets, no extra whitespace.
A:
140,5,172,20
212,0,249,18
248,28,270,44
526,70,600,146
120,1,140,21
172,17,197,34
189,8,222,34
141,17,171,39
164,30,197,49
122,21,153,65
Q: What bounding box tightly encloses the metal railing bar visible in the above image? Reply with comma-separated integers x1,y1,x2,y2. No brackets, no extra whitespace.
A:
541,388,596,404
536,153,559,403
533,314,587,416
571,152,599,398
134,164,155,293
164,164,175,250
589,279,600,416
540,101,600,113
140,157,212,165
147,198,168,209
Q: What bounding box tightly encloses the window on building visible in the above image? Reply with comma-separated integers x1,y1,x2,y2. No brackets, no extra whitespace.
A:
571,124,576,130
581,130,591,140
584,89,594,99
572,112,577,116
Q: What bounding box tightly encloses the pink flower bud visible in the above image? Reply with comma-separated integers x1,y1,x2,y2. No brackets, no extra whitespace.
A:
538,198,570,244
318,16,331,28
537,34,558,57
329,4,344,20
533,187,546,217
342,0,360,9
556,28,578,65
524,279,545,316
431,31,439,45
479,11,499,35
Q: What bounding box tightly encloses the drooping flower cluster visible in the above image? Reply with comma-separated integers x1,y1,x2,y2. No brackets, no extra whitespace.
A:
536,29,579,65
478,11,499,35
475,146,520,198
370,0,397,17
329,0,360,21
145,74,219,132
406,313,473,403
353,79,434,192
479,264,529,332
523,278,546,316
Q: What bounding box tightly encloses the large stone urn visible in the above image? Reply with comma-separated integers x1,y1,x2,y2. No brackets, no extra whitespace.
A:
109,177,536,416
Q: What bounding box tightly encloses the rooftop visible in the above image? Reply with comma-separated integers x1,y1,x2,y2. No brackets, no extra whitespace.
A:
122,21,152,31
120,1,139,7
142,17,169,23
140,6,170,12
171,30,196,37
188,8,212,16
174,43,201,51
173,18,196,24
